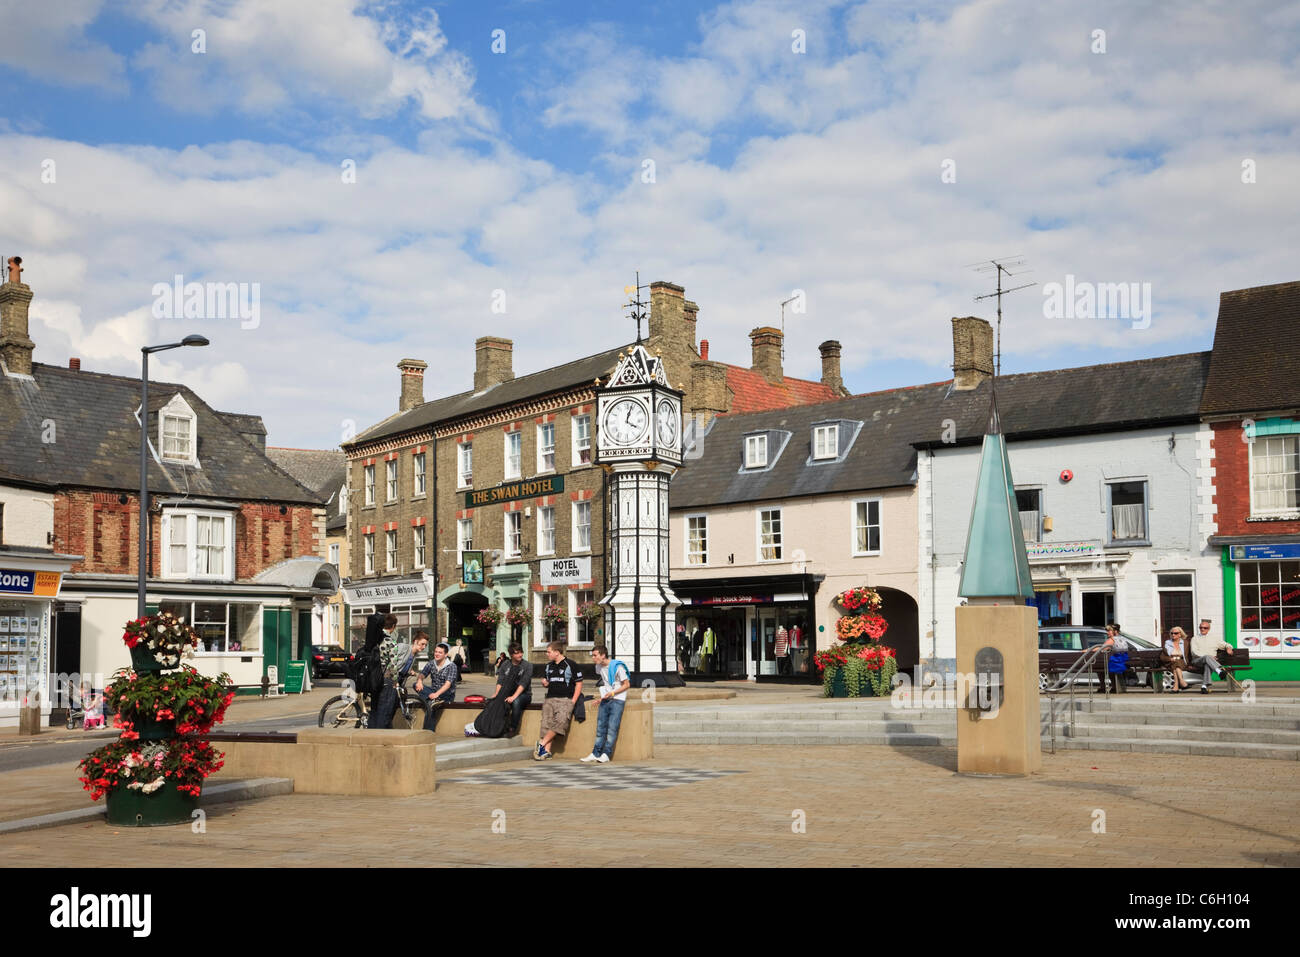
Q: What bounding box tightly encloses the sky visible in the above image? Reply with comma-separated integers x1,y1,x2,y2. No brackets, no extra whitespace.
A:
1,0,1297,449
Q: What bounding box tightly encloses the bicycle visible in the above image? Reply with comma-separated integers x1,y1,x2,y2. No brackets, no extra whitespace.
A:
317,682,433,730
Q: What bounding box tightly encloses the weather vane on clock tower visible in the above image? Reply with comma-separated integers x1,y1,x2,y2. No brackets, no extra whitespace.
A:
623,271,649,344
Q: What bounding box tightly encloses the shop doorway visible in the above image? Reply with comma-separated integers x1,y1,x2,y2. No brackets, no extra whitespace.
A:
444,593,489,674
753,606,814,680
1156,573,1195,642
1081,592,1115,628
678,608,746,680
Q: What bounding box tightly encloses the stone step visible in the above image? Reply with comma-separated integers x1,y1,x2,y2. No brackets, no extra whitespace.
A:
435,736,534,771
655,718,954,734
1045,698,1300,716
1048,737,1300,761
655,731,956,747
654,710,953,725
1060,723,1300,746
1060,711,1300,731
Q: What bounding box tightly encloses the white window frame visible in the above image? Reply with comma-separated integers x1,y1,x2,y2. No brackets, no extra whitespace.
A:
328,543,340,565
813,424,839,460
745,434,768,469
337,483,347,517
162,509,234,581
686,513,708,565
157,395,198,466
385,459,398,502
385,529,398,572
505,512,522,559
572,414,592,466
413,452,426,497
851,499,882,556
505,431,522,480
1015,487,1043,543
364,533,375,574
572,501,592,553
537,423,556,474
329,603,341,645
413,525,426,569
363,465,375,506
1249,432,1300,518
572,589,596,646
757,507,783,562
457,518,474,566
538,506,555,556
1107,479,1149,545
458,443,473,489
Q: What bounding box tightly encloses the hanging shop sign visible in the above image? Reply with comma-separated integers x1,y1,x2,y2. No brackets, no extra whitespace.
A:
462,551,485,585
465,475,565,509
541,557,591,586
0,570,62,598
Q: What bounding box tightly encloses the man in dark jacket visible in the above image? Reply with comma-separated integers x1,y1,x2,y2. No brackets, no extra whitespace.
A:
490,643,533,735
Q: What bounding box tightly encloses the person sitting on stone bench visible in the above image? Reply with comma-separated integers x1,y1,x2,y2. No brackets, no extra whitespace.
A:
1189,619,1232,694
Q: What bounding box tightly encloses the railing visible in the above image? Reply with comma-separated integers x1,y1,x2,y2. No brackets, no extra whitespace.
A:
1043,644,1110,754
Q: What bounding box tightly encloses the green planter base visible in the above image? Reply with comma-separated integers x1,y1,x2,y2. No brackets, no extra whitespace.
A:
826,670,881,698
105,784,200,827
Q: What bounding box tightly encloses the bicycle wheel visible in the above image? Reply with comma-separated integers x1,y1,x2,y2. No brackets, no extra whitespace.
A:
318,694,364,729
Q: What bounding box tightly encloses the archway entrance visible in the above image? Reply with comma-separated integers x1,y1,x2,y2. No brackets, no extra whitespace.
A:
876,588,920,676
443,591,490,674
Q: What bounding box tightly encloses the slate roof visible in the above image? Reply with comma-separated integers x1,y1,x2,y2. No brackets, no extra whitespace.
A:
348,343,634,447
0,363,321,502
266,447,346,507
1200,280,1300,416
722,365,840,413
671,351,1210,510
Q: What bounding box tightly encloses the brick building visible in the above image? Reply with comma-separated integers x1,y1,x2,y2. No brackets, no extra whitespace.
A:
343,280,851,665
1201,280,1300,680
0,260,337,724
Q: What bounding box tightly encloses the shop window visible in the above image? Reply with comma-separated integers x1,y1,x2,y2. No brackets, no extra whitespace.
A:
758,508,783,561
160,601,259,654
505,431,522,480
385,460,398,502
573,414,592,466
537,423,556,473
363,465,375,506
852,499,881,555
458,443,473,489
687,515,708,564
1107,480,1148,543
1016,488,1041,543
1250,434,1300,515
573,501,591,552
1238,560,1300,644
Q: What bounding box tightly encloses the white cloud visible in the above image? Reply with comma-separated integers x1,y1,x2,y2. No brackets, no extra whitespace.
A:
0,0,126,91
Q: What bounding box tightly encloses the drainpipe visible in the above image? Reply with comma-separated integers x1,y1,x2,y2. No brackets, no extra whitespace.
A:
929,449,938,661
432,445,439,640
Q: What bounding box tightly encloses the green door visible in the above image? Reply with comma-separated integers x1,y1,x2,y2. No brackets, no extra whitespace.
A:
262,608,292,686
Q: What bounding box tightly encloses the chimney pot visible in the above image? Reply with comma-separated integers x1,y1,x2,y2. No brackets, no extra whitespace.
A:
700,339,709,361
818,340,846,395
69,357,80,370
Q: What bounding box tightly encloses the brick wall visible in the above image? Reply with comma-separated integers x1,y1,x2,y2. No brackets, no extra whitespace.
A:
346,444,435,581
1210,420,1300,537
54,489,320,578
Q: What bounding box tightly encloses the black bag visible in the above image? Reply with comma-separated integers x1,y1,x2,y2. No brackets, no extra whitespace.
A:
350,645,384,698
473,694,511,738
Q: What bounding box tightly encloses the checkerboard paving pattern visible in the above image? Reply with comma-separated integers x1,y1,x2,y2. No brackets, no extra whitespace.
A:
443,765,746,791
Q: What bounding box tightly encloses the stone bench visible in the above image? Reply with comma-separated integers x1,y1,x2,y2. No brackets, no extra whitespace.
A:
432,698,655,761
214,728,436,796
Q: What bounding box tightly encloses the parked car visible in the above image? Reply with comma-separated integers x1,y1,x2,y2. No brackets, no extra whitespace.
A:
1037,627,1172,692
311,644,353,679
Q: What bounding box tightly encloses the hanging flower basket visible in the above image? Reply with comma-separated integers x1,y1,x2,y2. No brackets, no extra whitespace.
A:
835,586,883,613
577,601,602,621
504,607,530,629
835,613,889,642
541,603,568,625
122,613,198,672
476,607,504,628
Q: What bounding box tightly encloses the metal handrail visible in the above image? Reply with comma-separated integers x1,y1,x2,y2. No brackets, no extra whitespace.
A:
1044,644,1110,753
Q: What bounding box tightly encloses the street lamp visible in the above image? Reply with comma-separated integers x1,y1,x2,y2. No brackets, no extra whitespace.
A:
138,335,210,618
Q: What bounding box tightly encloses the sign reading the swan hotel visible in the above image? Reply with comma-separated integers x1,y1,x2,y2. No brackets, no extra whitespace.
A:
465,475,565,509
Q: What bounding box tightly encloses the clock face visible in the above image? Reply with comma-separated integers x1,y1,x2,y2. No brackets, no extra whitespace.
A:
603,397,648,445
656,399,679,447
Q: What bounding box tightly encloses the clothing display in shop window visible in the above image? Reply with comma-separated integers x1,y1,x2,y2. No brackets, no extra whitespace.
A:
775,626,789,657
790,625,802,648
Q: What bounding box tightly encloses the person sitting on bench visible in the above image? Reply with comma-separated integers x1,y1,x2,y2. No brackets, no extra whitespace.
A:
1189,619,1231,694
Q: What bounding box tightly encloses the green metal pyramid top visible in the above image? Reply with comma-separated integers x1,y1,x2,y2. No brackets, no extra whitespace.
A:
957,395,1035,599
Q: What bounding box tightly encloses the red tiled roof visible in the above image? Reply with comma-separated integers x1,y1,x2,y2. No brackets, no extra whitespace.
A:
722,364,839,414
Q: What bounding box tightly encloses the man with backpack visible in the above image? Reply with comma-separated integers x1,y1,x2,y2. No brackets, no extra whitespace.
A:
535,640,583,760
369,614,403,729
582,645,630,763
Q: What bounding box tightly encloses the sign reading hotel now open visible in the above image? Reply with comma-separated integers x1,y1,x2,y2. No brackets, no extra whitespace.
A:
465,475,565,509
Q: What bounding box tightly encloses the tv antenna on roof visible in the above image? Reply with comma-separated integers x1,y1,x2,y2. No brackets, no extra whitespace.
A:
969,256,1036,378
779,294,799,361
623,271,650,344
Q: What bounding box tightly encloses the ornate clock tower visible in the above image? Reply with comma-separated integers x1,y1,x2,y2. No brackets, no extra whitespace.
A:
596,334,685,689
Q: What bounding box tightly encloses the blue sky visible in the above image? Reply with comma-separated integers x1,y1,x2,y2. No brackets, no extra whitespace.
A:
1,0,1298,448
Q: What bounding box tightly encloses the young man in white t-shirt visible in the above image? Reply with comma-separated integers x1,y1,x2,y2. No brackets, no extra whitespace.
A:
582,645,630,764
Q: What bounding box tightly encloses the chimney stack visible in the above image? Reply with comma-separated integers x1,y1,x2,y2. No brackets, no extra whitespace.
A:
699,339,709,361
749,326,784,385
951,316,994,390
819,340,848,395
474,336,514,393
0,255,35,377
397,358,427,412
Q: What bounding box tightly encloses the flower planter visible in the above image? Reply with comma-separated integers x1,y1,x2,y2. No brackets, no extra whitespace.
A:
133,716,177,742
129,645,165,673
826,670,880,698
106,784,200,827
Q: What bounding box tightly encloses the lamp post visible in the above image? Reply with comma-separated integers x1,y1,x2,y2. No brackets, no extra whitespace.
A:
138,335,210,618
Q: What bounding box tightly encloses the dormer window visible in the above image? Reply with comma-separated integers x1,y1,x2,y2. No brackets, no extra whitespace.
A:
157,394,198,465
813,424,839,459
745,435,768,468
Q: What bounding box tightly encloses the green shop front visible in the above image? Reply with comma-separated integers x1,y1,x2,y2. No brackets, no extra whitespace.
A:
1214,538,1300,681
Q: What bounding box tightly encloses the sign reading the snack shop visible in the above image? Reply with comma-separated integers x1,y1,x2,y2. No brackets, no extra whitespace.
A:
465,475,565,509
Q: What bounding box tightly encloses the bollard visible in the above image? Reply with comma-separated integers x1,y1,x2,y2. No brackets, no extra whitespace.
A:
18,691,42,736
